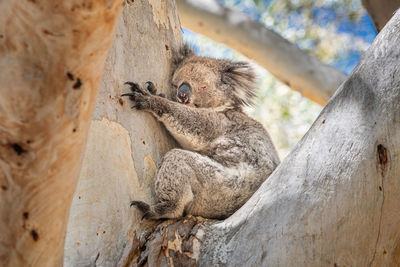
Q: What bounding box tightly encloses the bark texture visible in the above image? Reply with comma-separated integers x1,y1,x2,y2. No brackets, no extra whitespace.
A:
0,1,123,266
362,0,400,31
64,1,182,266
134,10,400,267
176,0,346,105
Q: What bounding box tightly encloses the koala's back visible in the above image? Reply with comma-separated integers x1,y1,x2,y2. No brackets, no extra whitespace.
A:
207,110,279,168
185,110,280,219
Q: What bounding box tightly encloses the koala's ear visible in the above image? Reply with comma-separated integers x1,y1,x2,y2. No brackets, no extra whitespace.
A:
172,44,195,69
221,61,257,106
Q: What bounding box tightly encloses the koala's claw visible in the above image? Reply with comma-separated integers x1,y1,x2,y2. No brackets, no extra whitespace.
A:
131,200,150,212
121,92,134,98
121,87,151,110
124,81,148,95
125,81,141,92
121,92,142,104
145,81,157,95
142,211,156,220
131,200,156,220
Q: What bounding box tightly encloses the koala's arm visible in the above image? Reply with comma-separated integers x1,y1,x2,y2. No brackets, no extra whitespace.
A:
122,82,227,146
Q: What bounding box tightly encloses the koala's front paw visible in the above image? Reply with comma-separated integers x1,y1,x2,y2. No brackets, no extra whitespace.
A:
122,82,153,110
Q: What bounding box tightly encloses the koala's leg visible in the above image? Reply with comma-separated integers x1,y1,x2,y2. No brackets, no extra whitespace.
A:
131,148,231,220
138,149,195,220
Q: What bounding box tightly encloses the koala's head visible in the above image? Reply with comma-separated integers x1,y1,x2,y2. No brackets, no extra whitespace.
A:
171,44,256,109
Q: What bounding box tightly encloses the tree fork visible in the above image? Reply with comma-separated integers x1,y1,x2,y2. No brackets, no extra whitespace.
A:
121,9,400,266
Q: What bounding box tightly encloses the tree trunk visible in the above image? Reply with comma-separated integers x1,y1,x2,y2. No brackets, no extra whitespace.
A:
63,1,182,266
176,0,347,105
362,0,400,31
131,10,400,267
0,1,123,266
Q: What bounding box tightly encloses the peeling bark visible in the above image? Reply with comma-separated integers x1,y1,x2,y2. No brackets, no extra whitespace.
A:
0,0,123,266
119,216,206,267
135,216,204,267
176,0,347,105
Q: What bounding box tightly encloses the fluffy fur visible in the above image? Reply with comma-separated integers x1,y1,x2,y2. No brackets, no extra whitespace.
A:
122,45,280,219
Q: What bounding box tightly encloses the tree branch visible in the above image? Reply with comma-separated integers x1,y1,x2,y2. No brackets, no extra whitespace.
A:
0,1,123,265
176,0,347,105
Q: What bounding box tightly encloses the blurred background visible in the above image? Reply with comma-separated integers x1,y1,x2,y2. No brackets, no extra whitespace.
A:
181,0,378,157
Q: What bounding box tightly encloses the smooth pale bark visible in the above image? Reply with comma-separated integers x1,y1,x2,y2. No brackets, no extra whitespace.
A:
132,10,400,267
362,0,400,31
0,1,123,266
176,0,347,105
64,1,181,266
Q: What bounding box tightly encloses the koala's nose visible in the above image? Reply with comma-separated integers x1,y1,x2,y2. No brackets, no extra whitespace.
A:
177,83,192,104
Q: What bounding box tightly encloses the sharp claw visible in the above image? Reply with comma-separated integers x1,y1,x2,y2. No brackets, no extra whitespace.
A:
125,81,143,93
142,211,153,220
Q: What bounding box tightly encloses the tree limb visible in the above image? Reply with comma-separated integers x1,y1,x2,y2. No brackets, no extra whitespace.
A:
176,0,347,105
0,1,123,265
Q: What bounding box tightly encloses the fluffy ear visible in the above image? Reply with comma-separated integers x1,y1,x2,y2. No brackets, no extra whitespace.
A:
172,43,195,70
221,61,257,107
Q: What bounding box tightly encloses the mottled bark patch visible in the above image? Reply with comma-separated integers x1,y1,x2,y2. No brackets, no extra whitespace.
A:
377,144,388,176
123,216,206,267
73,78,82,89
31,229,39,241
11,143,26,156
67,72,74,80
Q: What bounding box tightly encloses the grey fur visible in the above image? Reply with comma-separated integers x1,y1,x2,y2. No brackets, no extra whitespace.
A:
123,46,280,219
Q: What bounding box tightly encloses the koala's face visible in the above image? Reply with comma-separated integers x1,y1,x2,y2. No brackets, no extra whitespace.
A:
172,57,227,108
171,45,256,109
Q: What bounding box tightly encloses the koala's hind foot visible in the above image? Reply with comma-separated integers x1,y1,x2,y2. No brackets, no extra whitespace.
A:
130,200,156,220
130,200,181,220
130,200,150,213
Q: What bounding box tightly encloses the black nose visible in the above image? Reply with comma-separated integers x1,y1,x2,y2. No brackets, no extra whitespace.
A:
177,83,192,104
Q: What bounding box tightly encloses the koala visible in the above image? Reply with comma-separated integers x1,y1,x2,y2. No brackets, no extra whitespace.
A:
122,45,280,220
